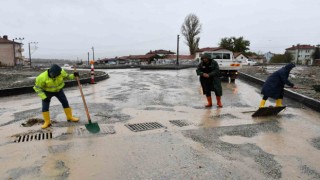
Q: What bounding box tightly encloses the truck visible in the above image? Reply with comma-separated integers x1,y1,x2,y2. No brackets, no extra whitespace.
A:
202,48,242,82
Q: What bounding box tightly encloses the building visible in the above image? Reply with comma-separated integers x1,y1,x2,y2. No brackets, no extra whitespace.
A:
162,54,196,64
146,49,175,57
285,44,315,65
263,51,275,63
247,55,265,64
0,35,24,67
234,52,248,63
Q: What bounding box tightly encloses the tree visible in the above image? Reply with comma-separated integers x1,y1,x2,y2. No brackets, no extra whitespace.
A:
181,14,202,55
270,52,293,63
218,36,250,53
312,46,320,60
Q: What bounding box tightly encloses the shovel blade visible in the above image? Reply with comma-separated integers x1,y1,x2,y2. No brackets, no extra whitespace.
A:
85,121,100,134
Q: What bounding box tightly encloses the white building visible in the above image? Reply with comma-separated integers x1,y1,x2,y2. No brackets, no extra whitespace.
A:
263,52,275,63
285,44,315,65
234,52,248,63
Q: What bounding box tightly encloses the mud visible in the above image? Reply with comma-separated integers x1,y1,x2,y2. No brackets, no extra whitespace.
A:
0,67,105,90
301,165,320,179
6,166,41,180
310,137,320,150
183,121,283,179
1,68,320,179
21,118,43,127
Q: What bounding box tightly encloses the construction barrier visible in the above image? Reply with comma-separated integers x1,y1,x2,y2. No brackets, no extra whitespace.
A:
90,60,95,84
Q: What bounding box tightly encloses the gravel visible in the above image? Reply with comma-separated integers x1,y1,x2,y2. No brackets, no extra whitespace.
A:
239,65,320,101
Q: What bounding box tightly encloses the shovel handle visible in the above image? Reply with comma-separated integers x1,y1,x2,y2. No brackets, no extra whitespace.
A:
74,65,91,122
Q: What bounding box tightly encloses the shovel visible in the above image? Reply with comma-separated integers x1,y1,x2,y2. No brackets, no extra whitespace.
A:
74,66,100,133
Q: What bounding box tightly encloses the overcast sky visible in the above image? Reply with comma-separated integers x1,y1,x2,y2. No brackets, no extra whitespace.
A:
1,0,319,60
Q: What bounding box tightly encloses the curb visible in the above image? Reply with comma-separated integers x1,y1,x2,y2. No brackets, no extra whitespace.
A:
140,64,196,70
81,64,197,70
238,72,320,112
0,74,109,97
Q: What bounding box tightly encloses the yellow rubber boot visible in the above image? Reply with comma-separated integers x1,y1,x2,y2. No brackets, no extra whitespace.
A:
64,108,79,122
276,99,283,107
259,99,266,108
41,111,51,129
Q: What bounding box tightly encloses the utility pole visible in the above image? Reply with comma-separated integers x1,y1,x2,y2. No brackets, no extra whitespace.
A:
92,46,95,61
12,39,16,66
28,43,31,66
296,44,301,64
28,42,38,67
176,35,180,65
87,52,90,65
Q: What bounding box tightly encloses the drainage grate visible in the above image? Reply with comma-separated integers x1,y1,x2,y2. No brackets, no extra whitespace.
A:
125,122,165,132
75,125,116,136
169,120,192,127
14,132,53,143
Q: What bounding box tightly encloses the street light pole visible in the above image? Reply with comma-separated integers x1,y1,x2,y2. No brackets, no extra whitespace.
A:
88,52,90,65
28,42,31,67
176,35,180,65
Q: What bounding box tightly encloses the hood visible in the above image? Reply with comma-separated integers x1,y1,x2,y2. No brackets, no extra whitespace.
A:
284,63,296,71
49,64,62,78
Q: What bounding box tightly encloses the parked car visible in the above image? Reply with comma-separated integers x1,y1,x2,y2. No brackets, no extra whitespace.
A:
62,64,72,69
243,59,257,66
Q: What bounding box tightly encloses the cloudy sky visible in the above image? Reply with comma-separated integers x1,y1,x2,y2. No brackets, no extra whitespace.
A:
1,0,319,60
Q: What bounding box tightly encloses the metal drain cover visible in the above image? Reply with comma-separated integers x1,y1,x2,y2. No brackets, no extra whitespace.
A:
14,132,53,143
74,125,116,136
125,122,166,132
169,120,192,127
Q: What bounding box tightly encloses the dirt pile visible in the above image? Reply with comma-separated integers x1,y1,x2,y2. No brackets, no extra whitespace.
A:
0,67,105,90
239,65,320,101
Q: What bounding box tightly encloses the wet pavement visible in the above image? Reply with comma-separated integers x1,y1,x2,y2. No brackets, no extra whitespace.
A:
0,68,320,179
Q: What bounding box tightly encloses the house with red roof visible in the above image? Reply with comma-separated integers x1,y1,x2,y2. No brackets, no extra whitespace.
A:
285,44,315,65
161,54,196,64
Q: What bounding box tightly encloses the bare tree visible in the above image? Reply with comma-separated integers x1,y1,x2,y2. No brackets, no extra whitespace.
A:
181,14,201,55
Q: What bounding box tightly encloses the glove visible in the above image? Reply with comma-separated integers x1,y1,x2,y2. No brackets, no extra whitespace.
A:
74,72,80,77
43,97,50,102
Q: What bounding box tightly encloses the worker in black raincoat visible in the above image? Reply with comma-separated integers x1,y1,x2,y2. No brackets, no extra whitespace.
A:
259,63,297,107
196,54,223,107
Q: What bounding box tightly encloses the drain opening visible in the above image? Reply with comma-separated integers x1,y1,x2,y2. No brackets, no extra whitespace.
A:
74,125,116,136
169,120,192,127
14,132,53,143
125,122,165,132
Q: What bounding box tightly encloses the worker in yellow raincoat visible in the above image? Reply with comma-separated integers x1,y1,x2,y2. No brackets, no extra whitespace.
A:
33,64,80,129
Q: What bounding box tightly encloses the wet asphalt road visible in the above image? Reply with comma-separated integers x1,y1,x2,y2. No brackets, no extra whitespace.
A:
0,68,320,179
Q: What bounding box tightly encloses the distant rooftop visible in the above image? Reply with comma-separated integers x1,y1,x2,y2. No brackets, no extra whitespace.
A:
286,44,315,50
